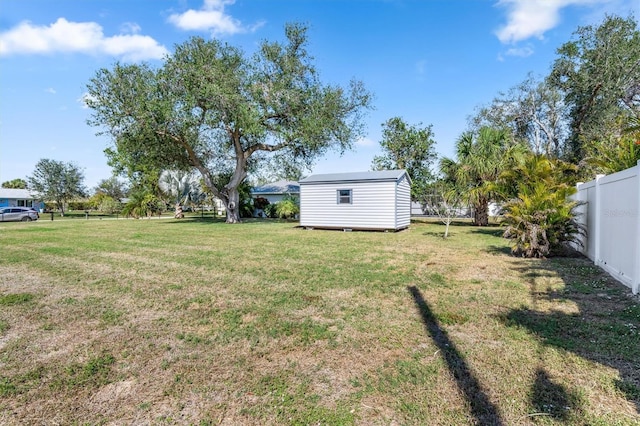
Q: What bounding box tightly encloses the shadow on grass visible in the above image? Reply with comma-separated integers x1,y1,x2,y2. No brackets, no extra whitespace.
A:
531,367,585,420
485,245,513,255
421,231,457,239
502,257,640,414
471,227,504,237
408,285,505,426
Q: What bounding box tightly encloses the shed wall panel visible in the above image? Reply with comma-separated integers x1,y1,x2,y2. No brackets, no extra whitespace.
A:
301,181,398,229
395,175,411,229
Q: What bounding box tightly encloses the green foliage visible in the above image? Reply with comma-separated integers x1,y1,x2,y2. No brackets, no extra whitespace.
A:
93,176,128,201
86,23,372,223
264,203,278,218
549,14,640,162
1,178,27,189
585,132,640,175
237,182,255,218
121,190,163,218
27,159,86,215
67,201,90,211
98,196,122,214
88,192,111,210
372,117,438,200
501,154,584,258
440,127,523,226
275,197,300,219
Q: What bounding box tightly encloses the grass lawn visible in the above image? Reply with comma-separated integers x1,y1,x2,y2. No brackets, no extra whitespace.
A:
0,217,638,425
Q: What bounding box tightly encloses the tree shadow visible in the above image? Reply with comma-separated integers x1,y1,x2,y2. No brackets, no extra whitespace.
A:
407,285,505,426
530,367,584,420
421,231,458,238
501,257,640,414
471,227,504,237
485,245,512,255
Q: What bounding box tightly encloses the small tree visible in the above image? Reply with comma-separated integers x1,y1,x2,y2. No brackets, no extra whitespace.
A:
371,117,437,201
27,159,86,216
424,182,463,239
1,178,27,189
94,176,128,201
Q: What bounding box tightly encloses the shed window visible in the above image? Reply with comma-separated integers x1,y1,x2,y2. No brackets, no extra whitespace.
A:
337,189,352,204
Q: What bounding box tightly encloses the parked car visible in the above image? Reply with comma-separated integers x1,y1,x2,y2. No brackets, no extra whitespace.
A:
0,207,39,222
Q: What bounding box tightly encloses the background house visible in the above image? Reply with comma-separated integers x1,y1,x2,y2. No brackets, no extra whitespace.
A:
299,170,411,231
251,180,300,204
0,188,45,211
251,180,300,217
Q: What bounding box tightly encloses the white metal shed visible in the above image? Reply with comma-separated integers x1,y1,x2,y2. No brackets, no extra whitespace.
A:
299,170,411,231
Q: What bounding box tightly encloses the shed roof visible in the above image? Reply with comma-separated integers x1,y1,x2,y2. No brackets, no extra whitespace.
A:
299,170,409,185
251,180,300,195
0,188,40,199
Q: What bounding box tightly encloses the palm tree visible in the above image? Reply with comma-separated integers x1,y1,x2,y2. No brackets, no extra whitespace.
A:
158,170,204,216
440,127,520,226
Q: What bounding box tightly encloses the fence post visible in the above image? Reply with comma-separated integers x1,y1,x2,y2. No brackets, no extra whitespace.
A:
634,160,640,294
593,174,604,268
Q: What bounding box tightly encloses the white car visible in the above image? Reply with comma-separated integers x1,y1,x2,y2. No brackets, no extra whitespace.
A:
0,207,39,222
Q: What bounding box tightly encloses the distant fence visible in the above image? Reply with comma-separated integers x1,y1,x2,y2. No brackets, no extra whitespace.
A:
572,160,640,294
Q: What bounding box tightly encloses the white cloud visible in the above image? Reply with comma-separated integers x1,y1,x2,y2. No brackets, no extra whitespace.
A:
495,0,599,44
168,0,263,35
356,137,375,147
45,87,56,94
0,17,168,60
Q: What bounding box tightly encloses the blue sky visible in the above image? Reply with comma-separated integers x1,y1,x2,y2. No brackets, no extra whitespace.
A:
1,0,638,189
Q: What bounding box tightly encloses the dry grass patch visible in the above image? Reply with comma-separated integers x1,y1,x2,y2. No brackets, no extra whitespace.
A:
0,218,638,425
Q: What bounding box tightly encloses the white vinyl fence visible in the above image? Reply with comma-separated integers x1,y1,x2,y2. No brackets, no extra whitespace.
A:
572,160,640,294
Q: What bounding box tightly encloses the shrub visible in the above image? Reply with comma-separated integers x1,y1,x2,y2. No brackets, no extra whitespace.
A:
503,183,584,257
68,201,90,211
264,203,279,218
98,197,122,214
275,199,300,219
500,154,585,258
122,192,163,218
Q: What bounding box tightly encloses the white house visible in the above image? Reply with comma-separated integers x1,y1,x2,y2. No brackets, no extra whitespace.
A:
299,170,411,231
0,188,45,211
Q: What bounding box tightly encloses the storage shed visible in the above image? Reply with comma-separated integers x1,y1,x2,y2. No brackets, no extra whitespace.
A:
299,170,411,231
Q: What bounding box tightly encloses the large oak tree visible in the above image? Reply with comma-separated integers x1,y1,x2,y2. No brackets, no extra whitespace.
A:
86,24,372,223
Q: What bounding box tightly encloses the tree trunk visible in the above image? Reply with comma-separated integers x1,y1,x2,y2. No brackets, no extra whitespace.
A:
473,197,489,226
224,186,241,224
